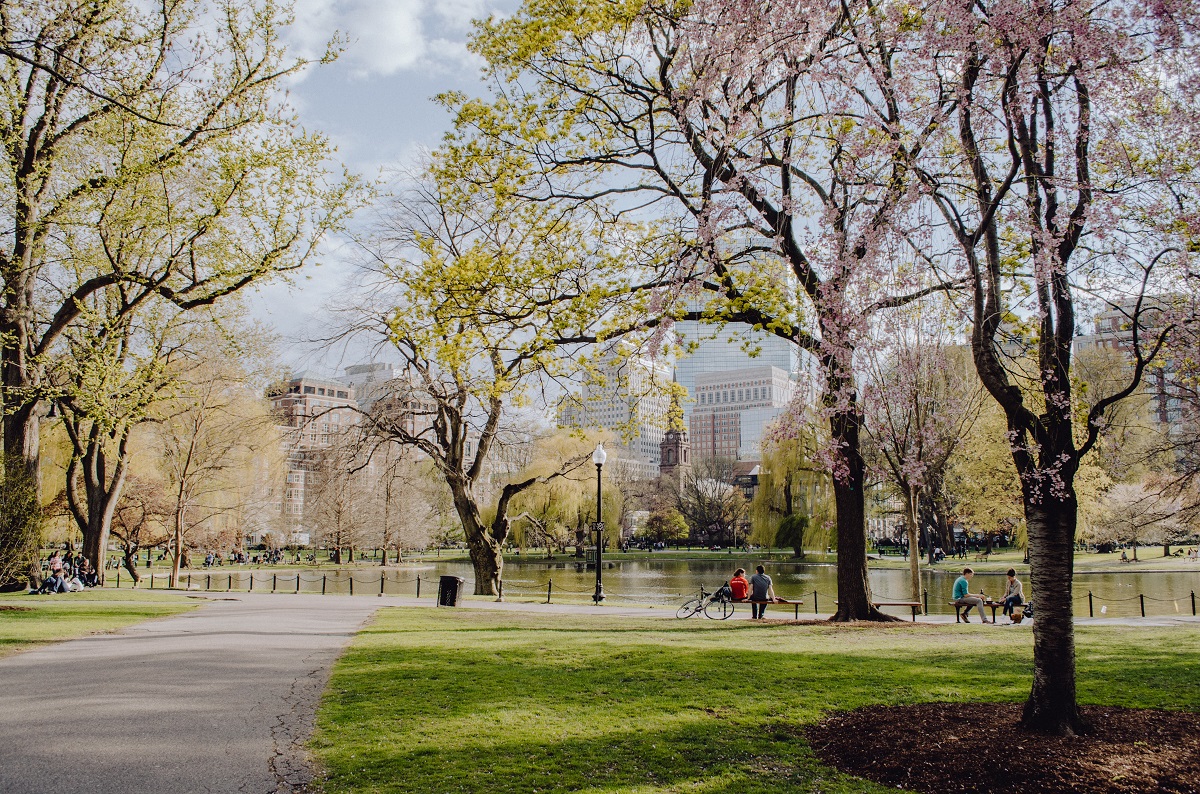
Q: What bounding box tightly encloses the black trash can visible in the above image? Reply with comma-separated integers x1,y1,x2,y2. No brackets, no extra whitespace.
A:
437,575,465,607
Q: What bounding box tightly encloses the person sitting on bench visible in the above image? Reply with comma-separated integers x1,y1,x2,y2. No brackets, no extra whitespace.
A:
749,565,776,619
953,567,990,623
729,568,749,601
1001,568,1024,621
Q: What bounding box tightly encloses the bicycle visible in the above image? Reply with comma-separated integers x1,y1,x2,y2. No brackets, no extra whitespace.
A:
676,585,735,620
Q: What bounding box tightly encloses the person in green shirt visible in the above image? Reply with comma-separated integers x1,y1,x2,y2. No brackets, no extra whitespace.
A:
953,567,990,623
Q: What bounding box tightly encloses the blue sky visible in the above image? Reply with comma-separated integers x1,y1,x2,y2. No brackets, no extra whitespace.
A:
248,0,516,373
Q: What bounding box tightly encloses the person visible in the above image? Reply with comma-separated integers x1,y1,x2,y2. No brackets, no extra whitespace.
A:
1001,568,1024,620
729,568,749,601
47,551,63,576
1120,550,1130,563
749,565,776,619
952,567,990,623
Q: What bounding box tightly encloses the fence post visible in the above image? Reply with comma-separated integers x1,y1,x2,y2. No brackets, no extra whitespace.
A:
187,574,191,590
350,576,354,596
380,572,386,597
1089,591,1094,618
922,588,928,616
116,569,120,588
416,577,420,598
1192,591,1196,617
150,573,154,589
296,574,301,594
1140,593,1146,618
813,590,818,615
207,573,211,591
228,573,232,591
547,579,552,604
273,574,277,592
248,574,254,593
322,574,326,595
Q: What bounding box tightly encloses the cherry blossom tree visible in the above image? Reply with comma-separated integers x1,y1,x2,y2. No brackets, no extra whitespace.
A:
454,0,960,620
910,0,1198,732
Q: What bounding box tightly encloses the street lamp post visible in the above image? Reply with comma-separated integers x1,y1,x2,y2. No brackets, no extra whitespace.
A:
592,443,607,604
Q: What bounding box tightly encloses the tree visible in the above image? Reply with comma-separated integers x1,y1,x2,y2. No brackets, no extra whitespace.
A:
358,170,665,595
155,353,283,586
109,474,172,584
1089,483,1187,560
0,0,361,487
306,436,371,565
678,457,746,547
751,413,833,557
454,0,960,620
911,0,1197,732
863,307,981,602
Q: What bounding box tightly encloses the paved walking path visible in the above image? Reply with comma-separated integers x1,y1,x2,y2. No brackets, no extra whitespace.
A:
0,594,378,794
3,591,1197,794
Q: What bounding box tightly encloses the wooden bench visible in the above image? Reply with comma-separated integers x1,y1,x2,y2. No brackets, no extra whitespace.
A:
952,599,1024,623
835,600,923,621
740,599,804,619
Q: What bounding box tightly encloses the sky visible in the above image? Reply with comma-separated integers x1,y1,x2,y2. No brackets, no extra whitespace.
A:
247,0,517,375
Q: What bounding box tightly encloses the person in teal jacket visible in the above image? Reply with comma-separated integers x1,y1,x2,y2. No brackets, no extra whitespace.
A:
953,567,990,623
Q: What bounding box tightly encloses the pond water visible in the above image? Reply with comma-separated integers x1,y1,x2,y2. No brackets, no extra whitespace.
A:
413,556,1200,619
169,556,1200,619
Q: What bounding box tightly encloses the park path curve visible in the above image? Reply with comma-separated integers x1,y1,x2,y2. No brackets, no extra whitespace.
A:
0,594,378,794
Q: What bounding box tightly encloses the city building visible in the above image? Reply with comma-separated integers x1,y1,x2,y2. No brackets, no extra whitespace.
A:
558,344,672,479
688,365,797,461
1075,299,1179,426
265,372,360,543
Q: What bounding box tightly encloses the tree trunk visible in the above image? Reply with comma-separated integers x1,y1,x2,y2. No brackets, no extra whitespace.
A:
905,489,922,608
1021,498,1084,734
465,530,503,596
828,406,896,622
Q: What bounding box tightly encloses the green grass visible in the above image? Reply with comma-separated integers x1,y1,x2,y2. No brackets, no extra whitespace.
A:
0,589,198,658
310,610,1200,793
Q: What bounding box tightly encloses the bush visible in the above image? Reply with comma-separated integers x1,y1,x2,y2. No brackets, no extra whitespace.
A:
0,454,42,589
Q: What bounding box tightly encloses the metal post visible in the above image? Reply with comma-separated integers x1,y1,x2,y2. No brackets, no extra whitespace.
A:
380,573,386,596
187,574,192,590
1192,591,1196,616
322,574,326,595
1140,593,1145,618
1089,591,1094,618
813,590,818,614
547,580,553,604
415,577,420,598
248,574,253,593
228,573,232,590
273,574,277,592
150,573,154,589
116,569,120,588
922,588,928,616
350,576,354,596
207,573,211,590
593,457,605,605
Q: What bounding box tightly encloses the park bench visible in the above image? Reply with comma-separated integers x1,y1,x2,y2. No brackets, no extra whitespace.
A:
973,551,990,562
952,600,1024,623
741,598,805,619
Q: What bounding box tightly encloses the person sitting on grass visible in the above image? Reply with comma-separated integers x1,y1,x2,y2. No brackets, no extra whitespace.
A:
952,567,990,623
1001,568,1024,621
729,568,749,601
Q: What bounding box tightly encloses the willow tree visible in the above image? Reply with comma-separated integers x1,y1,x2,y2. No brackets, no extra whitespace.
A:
0,0,361,491
453,0,961,620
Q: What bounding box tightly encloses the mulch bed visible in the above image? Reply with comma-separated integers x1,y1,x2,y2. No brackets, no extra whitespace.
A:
807,703,1200,793
0,605,32,611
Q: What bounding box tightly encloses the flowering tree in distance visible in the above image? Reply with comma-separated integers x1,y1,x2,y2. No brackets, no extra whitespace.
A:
456,0,963,620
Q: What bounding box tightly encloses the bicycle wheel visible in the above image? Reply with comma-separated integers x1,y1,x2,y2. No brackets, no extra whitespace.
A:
676,598,703,619
704,598,734,620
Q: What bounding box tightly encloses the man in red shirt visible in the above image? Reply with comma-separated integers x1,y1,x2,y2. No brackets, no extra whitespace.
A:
729,568,749,601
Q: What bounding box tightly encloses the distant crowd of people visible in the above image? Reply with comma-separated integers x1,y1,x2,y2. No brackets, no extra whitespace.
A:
30,550,98,594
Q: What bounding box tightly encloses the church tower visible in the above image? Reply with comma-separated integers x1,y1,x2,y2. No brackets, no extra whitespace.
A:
659,378,691,482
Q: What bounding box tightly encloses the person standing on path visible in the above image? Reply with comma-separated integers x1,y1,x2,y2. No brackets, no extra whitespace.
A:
749,565,775,619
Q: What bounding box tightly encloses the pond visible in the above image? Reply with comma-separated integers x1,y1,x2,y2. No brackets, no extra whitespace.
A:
412,556,1200,620
160,556,1200,619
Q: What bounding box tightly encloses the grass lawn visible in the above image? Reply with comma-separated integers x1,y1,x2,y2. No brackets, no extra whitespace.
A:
0,589,198,659
310,610,1200,793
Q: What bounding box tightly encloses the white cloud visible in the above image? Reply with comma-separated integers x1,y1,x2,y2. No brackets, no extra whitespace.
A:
286,0,501,78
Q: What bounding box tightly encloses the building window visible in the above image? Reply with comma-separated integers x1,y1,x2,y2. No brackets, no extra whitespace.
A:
303,386,315,394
